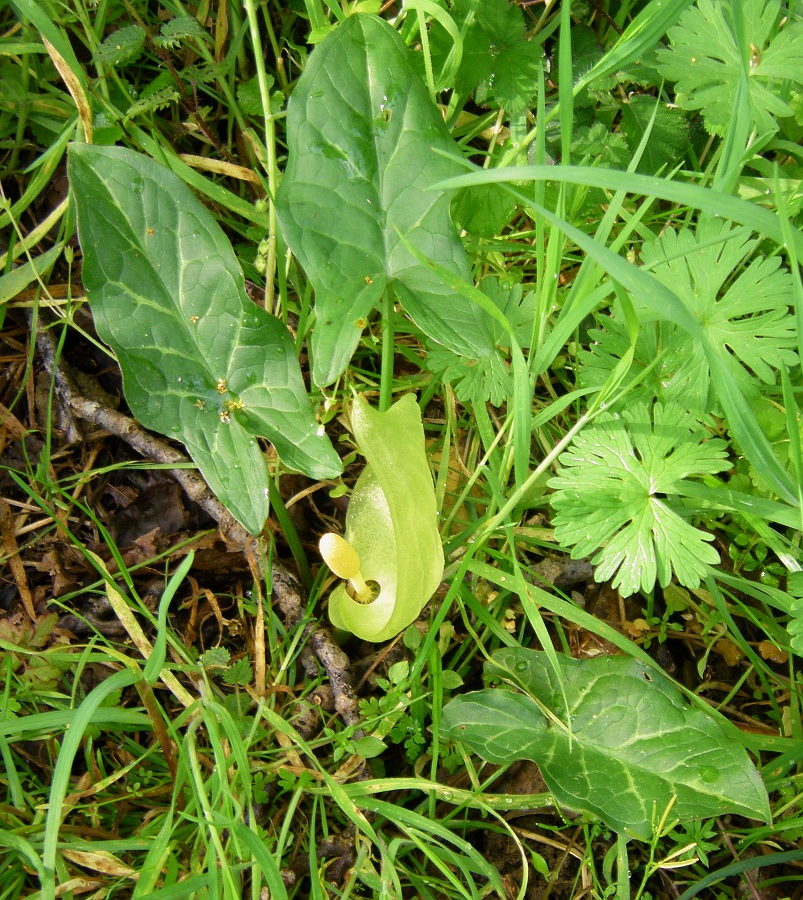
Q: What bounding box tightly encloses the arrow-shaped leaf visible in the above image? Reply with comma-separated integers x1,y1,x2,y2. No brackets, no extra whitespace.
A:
441,648,770,839
69,143,341,535
276,14,496,386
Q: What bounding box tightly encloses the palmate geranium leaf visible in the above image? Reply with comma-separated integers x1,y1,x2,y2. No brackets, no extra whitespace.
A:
656,0,803,137
580,218,797,412
578,315,712,412
441,648,770,839
425,345,511,408
276,14,497,387
425,278,532,406
69,144,341,535
548,403,730,597
640,220,798,382
429,0,541,114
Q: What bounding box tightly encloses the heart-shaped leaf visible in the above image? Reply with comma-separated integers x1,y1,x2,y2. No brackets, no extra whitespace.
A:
326,394,444,642
276,14,496,386
69,143,341,535
441,648,770,839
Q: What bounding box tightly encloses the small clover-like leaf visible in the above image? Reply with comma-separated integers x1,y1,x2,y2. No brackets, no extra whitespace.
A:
656,0,803,137
548,403,730,597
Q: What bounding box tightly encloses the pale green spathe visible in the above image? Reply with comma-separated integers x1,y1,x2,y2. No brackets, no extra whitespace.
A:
328,394,444,642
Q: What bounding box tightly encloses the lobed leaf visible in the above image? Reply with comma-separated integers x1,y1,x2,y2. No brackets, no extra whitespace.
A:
618,95,689,175
583,219,798,413
548,403,730,596
441,648,771,839
425,278,530,406
438,162,800,504
69,144,341,535
433,0,533,102
570,123,631,169
656,0,803,137
639,220,798,383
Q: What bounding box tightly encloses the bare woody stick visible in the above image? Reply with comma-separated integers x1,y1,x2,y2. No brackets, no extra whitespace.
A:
34,321,362,730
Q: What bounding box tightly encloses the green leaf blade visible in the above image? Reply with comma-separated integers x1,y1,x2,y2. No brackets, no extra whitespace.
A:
69,143,341,535
276,14,496,386
442,649,771,839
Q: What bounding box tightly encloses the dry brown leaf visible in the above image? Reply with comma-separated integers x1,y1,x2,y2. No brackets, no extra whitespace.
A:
758,640,788,664
61,849,138,879
715,638,743,667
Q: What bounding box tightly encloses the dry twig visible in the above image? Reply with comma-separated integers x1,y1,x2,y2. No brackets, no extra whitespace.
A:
34,322,361,730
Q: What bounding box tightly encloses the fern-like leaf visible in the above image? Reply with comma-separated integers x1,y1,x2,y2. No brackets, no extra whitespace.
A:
94,25,146,67
155,15,209,50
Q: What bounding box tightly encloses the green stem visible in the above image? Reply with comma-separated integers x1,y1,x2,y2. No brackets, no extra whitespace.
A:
491,414,588,529
244,0,279,310
7,27,30,173
379,289,395,412
616,833,631,900
428,641,443,821
268,477,312,591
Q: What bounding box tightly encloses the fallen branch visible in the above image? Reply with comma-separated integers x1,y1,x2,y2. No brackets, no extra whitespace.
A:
35,322,361,730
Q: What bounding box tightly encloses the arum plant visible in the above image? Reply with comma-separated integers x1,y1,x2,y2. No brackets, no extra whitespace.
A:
319,394,444,642
275,13,499,387
68,143,341,535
